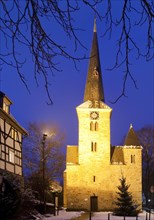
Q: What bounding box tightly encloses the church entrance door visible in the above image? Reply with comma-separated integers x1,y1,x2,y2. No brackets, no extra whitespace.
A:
90,196,98,211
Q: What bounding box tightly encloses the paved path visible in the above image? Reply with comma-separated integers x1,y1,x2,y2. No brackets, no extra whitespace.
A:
70,212,90,220
42,210,154,220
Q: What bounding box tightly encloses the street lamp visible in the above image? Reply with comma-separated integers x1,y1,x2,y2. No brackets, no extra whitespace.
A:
42,133,47,214
42,132,55,214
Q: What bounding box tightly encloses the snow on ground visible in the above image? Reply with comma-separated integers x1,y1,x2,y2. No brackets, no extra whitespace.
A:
42,210,154,220
92,211,153,220
42,210,83,220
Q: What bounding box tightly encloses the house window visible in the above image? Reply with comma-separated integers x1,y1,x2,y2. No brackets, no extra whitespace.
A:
91,142,97,152
9,150,15,163
3,102,9,113
11,128,17,140
11,129,14,138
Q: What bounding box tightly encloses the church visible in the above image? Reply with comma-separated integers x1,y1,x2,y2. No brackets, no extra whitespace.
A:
63,20,142,211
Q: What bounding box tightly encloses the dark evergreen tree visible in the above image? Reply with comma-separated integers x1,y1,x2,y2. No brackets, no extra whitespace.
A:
114,176,139,216
0,171,22,219
0,170,36,220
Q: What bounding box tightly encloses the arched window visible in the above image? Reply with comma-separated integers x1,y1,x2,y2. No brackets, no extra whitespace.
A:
90,122,94,131
131,154,135,163
93,176,96,182
95,122,98,131
90,121,99,131
91,142,97,152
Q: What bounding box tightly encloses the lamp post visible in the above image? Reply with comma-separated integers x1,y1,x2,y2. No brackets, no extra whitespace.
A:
51,183,62,216
42,133,47,214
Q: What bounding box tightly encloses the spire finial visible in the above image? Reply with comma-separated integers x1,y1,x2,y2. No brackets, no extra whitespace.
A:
94,17,97,32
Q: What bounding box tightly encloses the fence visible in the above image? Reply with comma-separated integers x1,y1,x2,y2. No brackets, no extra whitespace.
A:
89,210,153,220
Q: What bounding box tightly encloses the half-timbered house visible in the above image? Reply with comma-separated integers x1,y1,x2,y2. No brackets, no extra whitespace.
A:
0,91,27,176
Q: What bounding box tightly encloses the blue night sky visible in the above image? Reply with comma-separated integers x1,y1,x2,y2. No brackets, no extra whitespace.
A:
1,2,154,147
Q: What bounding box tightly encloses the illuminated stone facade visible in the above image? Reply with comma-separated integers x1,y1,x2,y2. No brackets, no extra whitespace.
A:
63,21,142,211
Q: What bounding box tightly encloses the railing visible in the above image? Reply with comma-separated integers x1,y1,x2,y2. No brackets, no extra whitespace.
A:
89,210,153,220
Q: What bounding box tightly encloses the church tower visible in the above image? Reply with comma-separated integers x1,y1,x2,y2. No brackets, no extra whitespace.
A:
63,20,142,211
76,19,112,166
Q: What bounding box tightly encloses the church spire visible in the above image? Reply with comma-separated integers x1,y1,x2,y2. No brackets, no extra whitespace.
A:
84,19,105,105
124,124,140,146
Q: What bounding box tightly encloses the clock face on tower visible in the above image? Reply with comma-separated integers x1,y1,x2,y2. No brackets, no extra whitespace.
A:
90,111,99,120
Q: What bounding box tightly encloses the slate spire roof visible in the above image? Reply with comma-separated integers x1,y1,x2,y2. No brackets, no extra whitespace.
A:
84,18,105,104
124,124,140,146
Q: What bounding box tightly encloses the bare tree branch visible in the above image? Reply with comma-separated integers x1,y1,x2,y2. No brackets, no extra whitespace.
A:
0,0,153,103
102,0,153,102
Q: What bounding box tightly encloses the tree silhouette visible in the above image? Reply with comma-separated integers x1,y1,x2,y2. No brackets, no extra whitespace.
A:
114,176,139,216
23,122,65,213
137,126,154,206
23,122,65,180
